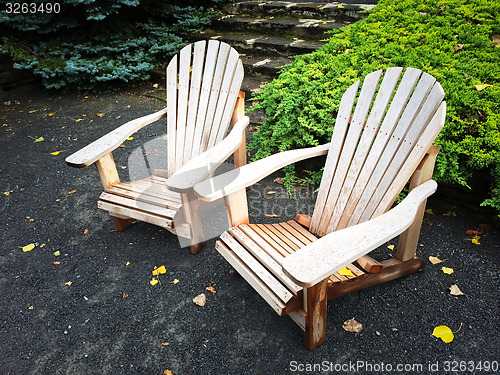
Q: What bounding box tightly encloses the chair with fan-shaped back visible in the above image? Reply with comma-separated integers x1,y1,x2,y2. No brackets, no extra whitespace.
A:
66,40,249,254
194,67,446,350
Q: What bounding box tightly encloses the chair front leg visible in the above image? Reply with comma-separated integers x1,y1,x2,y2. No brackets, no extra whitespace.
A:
95,153,131,231
181,190,205,255
304,278,328,351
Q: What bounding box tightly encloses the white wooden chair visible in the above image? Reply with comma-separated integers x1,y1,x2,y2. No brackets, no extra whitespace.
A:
194,67,446,350
66,40,249,254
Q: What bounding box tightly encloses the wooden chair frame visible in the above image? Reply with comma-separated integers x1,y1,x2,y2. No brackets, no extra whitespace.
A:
66,41,249,254
194,67,446,350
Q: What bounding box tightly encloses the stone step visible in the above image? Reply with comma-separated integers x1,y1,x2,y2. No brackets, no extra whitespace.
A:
199,32,326,57
240,54,293,77
221,1,376,22
212,15,347,39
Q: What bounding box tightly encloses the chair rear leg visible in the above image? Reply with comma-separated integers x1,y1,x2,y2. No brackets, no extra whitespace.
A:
304,279,328,351
113,216,132,231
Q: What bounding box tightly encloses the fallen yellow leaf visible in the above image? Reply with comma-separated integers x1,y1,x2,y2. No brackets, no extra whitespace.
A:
150,278,159,286
164,370,173,375
50,151,62,155
127,137,133,141
342,318,363,333
172,279,179,284
34,136,44,143
425,208,434,214
75,119,83,122
337,266,354,277
48,112,56,116
387,244,395,250
97,113,105,117
338,4,345,8
3,190,13,196
126,261,130,266
65,281,72,286
432,325,454,343
449,284,464,296
29,110,37,113
152,265,166,276
474,84,492,91
442,266,454,274
28,306,34,310
22,243,36,252
471,238,480,245
68,189,77,194
2,123,7,127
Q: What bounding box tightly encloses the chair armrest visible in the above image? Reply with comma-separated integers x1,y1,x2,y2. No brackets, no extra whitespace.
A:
165,116,250,193
194,143,331,202
282,180,438,287
65,107,168,168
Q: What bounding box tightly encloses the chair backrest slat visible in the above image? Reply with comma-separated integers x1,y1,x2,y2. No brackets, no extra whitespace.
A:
309,68,446,237
183,40,206,164
165,40,244,174
327,67,403,233
309,81,359,233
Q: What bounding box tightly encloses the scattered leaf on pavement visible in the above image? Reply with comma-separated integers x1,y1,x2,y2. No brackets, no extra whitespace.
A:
432,325,454,343
75,119,83,122
267,191,277,195
97,113,105,117
193,294,206,307
126,261,130,266
342,318,363,333
53,250,60,257
21,243,36,252
34,137,44,143
3,190,13,196
68,189,77,194
50,151,62,155
161,342,170,346
206,286,216,294
425,208,433,214
83,228,88,235
53,261,61,265
264,214,278,218
28,306,34,310
150,278,159,286
123,293,129,299
127,137,133,141
471,238,480,245
152,265,166,276
65,281,72,286
164,370,173,375
442,266,454,274
172,279,179,284
48,112,56,116
449,284,464,296
387,244,395,250
429,256,442,264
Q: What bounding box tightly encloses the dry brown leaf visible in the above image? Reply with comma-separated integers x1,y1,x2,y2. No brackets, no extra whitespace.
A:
53,261,61,265
428,256,442,265
493,35,500,47
343,318,363,333
449,284,464,296
161,342,170,346
273,177,284,184
193,293,206,307
68,189,77,194
264,214,278,218
465,229,482,236
123,293,129,299
96,113,105,118
83,228,88,235
267,191,277,195
164,370,173,375
206,286,216,294
453,44,464,52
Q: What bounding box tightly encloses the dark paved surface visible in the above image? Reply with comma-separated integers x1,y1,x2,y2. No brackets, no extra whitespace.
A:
1,82,499,375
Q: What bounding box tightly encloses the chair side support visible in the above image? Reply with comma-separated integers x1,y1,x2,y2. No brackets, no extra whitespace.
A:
232,91,247,168
396,145,439,261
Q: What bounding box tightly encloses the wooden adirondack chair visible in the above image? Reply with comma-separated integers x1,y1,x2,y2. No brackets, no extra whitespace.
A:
194,67,446,350
65,40,249,254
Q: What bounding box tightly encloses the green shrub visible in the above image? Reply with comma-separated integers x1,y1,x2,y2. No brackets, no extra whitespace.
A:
250,0,500,214
0,0,228,90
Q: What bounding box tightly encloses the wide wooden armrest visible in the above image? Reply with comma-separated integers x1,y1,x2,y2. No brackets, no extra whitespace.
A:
165,116,250,193
194,143,331,202
282,180,438,287
65,107,168,168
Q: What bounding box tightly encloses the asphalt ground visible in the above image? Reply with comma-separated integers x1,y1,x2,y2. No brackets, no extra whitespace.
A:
0,82,499,375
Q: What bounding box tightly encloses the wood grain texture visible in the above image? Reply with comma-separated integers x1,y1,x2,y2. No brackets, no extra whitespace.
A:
282,180,437,287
